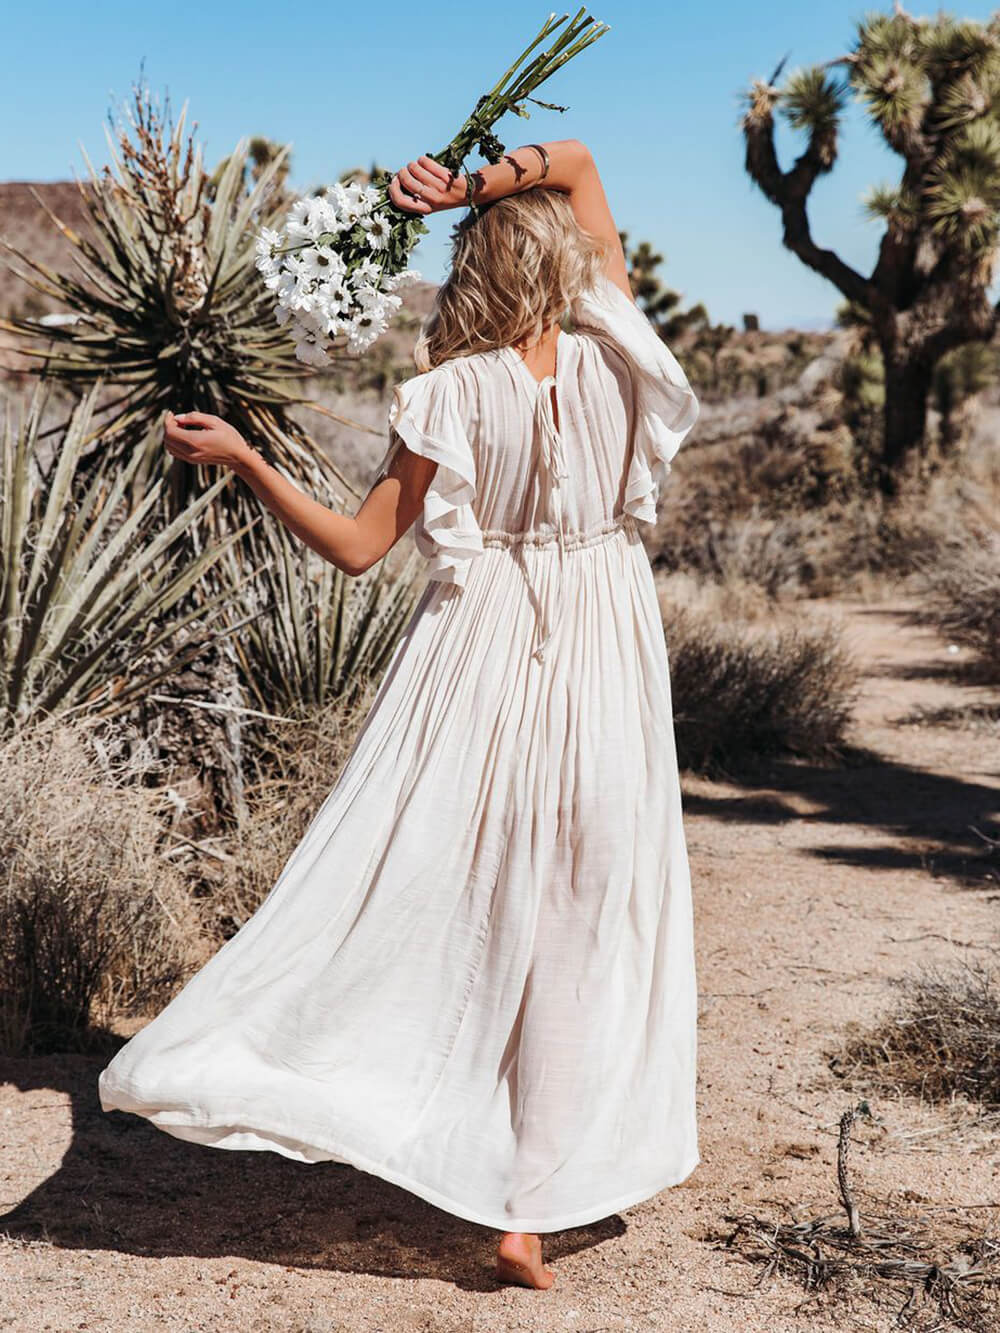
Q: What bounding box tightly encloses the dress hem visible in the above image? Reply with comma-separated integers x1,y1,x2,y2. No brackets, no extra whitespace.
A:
99,1079,700,1234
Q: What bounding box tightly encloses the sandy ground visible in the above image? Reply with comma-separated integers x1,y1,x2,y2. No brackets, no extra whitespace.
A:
2,595,998,1332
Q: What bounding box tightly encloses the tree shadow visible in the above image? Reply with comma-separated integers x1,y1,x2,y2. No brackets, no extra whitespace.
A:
683,746,1000,890
0,1052,624,1290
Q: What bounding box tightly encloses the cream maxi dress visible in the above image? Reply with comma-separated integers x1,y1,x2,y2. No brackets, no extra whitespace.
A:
98,270,702,1234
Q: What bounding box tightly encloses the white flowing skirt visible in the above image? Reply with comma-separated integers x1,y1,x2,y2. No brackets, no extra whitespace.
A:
98,517,699,1233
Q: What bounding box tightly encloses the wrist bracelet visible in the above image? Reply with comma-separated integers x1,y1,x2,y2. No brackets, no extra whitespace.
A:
525,143,550,181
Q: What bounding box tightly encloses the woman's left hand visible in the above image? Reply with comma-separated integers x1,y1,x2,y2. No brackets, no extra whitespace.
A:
163,411,254,470
388,155,468,215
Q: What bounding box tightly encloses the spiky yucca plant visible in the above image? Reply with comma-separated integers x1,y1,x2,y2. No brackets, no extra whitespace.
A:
0,383,254,730
0,83,365,522
742,5,1000,492
217,516,424,718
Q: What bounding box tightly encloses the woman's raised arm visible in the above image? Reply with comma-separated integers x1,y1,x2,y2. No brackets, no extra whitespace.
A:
389,140,634,303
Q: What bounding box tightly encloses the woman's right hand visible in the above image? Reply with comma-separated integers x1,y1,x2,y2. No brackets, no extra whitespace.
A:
388,155,468,215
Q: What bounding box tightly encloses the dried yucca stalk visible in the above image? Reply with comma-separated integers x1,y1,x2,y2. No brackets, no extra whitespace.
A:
0,82,364,525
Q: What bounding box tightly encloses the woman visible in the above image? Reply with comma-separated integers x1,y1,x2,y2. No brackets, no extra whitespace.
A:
98,139,701,1291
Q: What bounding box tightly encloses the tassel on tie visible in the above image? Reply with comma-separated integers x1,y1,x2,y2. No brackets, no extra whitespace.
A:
531,376,569,664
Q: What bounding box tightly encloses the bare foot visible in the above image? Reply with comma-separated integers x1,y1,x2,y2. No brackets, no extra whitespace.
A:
496,1231,556,1289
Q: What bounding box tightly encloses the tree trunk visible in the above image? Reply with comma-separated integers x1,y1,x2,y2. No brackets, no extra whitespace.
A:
878,345,931,496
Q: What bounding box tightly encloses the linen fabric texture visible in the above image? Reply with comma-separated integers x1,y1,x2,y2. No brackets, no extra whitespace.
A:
98,271,702,1233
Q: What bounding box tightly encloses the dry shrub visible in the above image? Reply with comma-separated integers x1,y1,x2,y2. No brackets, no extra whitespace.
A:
833,954,1000,1115
0,716,209,1055
205,681,380,940
667,507,829,598
654,569,776,625
655,444,995,601
914,528,1000,679
661,602,859,776
661,496,959,599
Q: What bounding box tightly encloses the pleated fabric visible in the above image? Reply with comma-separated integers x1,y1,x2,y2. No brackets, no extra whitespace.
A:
98,271,702,1233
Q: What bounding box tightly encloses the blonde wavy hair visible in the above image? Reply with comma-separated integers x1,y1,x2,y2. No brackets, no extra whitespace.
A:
413,188,610,373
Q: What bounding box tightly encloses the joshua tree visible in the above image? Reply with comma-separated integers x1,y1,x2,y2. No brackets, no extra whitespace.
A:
619,231,709,340
742,3,1000,493
932,340,998,452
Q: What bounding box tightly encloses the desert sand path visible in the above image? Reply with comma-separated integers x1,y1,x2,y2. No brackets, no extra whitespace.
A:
2,597,998,1332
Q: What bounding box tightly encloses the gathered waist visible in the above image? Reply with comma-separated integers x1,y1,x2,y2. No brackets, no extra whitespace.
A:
479,512,638,551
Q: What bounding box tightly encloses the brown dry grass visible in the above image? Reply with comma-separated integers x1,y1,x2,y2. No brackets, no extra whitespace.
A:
717,1105,1000,1332
914,531,1000,681
654,484,972,602
651,393,1000,606
660,594,860,777
0,715,211,1056
200,682,381,941
833,953,1000,1119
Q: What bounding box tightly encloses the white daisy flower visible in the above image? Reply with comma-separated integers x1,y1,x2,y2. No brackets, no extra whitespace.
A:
346,305,388,354
356,184,380,217
288,279,320,314
292,312,333,365
317,276,351,313
273,270,299,304
349,256,382,289
355,283,388,312
307,195,342,242
381,267,421,293
254,226,283,277
295,339,332,368
359,212,391,251
337,179,368,221
285,197,313,243
299,244,345,281
296,307,329,337
323,311,352,338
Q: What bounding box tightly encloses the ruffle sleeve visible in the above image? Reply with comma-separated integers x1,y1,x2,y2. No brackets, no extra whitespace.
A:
570,271,700,524
372,363,484,587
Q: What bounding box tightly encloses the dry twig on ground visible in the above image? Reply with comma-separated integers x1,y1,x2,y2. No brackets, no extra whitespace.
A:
713,1101,1000,1331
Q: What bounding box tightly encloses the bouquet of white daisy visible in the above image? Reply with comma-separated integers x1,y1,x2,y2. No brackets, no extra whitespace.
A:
255,8,608,365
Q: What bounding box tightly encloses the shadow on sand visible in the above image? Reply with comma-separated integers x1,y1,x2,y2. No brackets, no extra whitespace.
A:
682,606,999,892
0,1051,624,1291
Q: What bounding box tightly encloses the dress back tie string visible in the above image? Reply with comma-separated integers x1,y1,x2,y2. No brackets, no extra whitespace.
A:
531,376,568,664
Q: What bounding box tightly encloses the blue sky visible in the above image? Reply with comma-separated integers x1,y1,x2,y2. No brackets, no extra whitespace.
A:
3,1,997,329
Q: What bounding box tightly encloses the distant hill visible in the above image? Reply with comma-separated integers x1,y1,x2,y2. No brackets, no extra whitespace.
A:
0,181,98,324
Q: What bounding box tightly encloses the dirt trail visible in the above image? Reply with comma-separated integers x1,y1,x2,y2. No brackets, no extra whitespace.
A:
2,597,998,1332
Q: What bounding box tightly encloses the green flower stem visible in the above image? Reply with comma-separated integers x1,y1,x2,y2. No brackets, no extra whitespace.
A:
272,9,608,349
429,9,609,172
367,10,608,227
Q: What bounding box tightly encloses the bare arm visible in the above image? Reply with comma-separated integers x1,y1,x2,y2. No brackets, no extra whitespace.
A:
161,141,634,574
389,140,634,303
163,411,435,577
